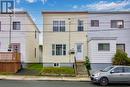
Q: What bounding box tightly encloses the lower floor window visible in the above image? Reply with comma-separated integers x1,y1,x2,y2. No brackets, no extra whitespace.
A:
116,44,125,52
98,43,110,51
52,44,66,55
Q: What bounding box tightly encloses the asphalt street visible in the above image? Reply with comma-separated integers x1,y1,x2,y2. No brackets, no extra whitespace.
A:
0,80,129,87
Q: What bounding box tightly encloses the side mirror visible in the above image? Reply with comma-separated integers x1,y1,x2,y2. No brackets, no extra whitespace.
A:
110,70,115,74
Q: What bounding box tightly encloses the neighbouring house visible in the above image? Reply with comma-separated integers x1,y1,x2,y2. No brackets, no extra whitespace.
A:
0,11,40,66
42,11,88,67
87,11,130,71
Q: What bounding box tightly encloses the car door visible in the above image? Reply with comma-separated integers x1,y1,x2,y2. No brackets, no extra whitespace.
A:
109,67,125,82
123,67,130,82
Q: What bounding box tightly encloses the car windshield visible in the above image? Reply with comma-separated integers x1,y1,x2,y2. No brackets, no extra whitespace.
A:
101,66,114,72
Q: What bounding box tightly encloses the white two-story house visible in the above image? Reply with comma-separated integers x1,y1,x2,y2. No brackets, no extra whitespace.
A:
42,11,88,67
87,11,130,71
0,11,40,66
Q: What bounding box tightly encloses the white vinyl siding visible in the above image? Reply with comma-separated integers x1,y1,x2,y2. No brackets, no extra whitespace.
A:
88,40,116,63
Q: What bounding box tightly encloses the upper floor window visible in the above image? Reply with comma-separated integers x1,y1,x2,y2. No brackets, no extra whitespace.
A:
53,21,65,32
13,21,21,30
91,20,99,27
52,44,66,56
35,30,37,39
78,20,84,31
98,43,110,51
111,20,124,28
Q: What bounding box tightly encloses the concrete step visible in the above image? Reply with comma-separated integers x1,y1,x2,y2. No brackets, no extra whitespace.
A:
75,62,88,76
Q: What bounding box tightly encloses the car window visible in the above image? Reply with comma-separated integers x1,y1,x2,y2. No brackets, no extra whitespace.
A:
113,67,123,73
102,66,113,72
124,67,130,73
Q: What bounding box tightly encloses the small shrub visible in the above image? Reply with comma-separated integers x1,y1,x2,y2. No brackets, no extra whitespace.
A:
112,49,130,65
84,56,91,76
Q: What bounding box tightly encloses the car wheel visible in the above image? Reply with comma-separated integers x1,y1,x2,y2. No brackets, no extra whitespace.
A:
99,77,109,86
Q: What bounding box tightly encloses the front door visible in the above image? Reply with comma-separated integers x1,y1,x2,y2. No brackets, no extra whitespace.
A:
11,43,20,52
75,43,83,61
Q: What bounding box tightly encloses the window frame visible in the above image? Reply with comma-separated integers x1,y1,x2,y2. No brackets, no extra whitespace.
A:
116,44,125,52
13,21,21,30
53,21,65,32
35,30,37,39
52,44,66,56
78,20,84,31
98,43,110,51
91,20,99,27
111,20,124,28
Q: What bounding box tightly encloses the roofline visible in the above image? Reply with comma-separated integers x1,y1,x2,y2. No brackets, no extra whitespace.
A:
42,11,130,14
88,37,117,42
0,11,27,14
42,11,88,14
26,12,40,33
88,11,130,14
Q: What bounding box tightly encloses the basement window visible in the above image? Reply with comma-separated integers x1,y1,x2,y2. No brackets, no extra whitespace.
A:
53,63,60,67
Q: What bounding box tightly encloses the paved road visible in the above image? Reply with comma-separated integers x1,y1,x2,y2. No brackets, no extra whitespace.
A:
0,80,129,87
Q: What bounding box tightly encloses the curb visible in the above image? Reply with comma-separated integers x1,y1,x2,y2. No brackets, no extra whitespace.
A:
0,75,91,82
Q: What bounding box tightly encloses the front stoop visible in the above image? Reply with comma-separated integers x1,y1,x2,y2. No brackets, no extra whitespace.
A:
76,62,88,77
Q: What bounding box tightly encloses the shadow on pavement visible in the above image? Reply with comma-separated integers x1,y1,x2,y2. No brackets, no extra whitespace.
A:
16,69,40,76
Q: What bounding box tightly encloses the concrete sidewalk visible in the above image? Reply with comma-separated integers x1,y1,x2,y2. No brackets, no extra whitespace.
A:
0,75,90,81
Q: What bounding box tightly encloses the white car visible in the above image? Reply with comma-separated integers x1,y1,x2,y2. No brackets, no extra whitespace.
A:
91,66,130,86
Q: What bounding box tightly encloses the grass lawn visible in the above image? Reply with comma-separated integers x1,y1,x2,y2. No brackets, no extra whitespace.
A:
41,67,75,76
0,72,14,75
26,63,43,72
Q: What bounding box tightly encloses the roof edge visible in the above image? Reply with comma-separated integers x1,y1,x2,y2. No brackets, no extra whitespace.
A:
88,37,117,42
42,11,130,14
88,11,130,14
42,11,88,14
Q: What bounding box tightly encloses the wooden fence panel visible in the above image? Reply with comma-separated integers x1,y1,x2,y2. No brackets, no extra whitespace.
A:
0,52,21,73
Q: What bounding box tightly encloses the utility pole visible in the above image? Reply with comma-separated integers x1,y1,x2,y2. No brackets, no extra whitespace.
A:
8,14,12,51
68,18,71,63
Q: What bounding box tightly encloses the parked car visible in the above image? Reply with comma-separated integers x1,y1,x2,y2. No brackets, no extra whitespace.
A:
91,65,130,86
